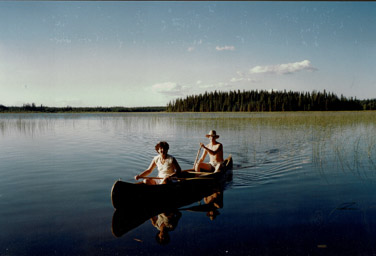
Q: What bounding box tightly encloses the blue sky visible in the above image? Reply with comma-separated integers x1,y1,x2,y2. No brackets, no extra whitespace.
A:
1,1,375,107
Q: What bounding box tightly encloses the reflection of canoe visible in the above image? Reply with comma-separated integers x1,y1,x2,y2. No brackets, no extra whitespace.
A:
111,154,232,238
112,206,164,238
180,192,223,213
112,184,226,238
111,155,232,210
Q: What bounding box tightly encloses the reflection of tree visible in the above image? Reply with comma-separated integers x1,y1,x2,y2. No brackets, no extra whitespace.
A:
150,211,182,245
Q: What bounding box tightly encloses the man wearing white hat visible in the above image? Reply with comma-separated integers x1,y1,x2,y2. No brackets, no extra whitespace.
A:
195,130,224,173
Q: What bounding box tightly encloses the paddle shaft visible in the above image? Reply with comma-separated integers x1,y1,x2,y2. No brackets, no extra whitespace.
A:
138,176,163,179
187,171,214,175
193,147,202,168
138,176,213,181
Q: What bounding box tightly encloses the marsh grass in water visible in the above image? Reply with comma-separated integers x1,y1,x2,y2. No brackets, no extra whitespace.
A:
245,112,376,175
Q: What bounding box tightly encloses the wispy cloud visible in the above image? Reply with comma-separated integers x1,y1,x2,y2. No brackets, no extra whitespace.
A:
187,39,203,52
193,39,203,45
250,60,317,75
230,71,258,83
230,77,257,83
215,45,235,51
151,82,186,96
152,79,246,98
230,77,243,83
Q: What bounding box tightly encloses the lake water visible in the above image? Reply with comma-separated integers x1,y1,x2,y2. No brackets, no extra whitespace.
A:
1,112,376,255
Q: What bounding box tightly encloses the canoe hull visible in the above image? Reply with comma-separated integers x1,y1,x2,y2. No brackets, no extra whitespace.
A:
111,155,233,210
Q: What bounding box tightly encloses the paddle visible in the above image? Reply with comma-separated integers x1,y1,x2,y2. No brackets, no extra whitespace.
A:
184,177,214,180
193,147,201,169
187,171,214,175
138,176,213,181
138,176,163,180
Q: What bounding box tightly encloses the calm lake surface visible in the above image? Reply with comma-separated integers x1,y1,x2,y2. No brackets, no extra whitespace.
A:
1,112,376,255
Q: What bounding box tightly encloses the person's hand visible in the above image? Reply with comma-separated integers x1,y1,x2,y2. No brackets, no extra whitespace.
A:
167,174,175,180
200,142,205,148
135,175,140,180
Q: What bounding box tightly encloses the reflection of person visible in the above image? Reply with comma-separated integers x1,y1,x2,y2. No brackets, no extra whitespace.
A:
195,130,224,172
204,191,223,220
206,209,220,221
151,211,182,245
135,141,181,184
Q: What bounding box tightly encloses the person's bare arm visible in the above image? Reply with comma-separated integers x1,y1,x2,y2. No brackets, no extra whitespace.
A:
202,143,223,155
198,143,208,163
135,159,156,180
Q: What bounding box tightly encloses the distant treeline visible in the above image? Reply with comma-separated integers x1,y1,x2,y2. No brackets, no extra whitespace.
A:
167,90,376,112
0,103,166,113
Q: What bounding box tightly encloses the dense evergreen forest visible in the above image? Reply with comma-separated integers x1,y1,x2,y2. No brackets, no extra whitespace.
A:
0,104,165,113
167,90,376,112
2,90,376,113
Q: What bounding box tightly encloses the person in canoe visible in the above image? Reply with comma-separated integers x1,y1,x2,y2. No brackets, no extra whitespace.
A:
135,141,181,184
195,130,224,173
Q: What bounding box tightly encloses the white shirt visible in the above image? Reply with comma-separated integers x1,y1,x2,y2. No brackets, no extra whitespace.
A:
154,154,175,178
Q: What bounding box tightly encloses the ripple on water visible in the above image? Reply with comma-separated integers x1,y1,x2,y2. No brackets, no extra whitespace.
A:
232,147,311,189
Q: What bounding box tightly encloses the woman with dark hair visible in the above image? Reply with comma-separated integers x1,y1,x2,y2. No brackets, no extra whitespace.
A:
134,141,181,184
